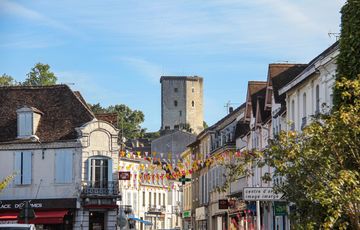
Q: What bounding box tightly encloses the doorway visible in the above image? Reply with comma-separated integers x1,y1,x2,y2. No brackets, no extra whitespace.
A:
89,211,105,230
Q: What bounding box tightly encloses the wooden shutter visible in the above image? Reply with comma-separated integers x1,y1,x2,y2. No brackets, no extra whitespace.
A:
64,150,73,183
22,151,32,184
14,152,22,185
107,159,113,182
55,149,73,183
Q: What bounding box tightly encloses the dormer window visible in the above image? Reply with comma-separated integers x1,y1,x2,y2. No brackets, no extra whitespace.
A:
17,106,42,138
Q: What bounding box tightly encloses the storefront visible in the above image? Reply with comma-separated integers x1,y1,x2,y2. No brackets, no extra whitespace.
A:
0,198,77,229
195,206,207,230
182,210,192,230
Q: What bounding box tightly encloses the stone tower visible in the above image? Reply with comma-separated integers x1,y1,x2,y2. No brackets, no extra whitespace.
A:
160,76,204,134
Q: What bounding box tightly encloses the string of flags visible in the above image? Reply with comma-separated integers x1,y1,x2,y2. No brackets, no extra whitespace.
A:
118,149,245,184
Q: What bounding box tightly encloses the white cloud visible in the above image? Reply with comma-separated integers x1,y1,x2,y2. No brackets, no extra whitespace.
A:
0,0,80,35
118,57,164,84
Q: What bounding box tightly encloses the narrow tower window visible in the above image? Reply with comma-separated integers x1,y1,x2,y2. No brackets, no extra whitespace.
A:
174,100,178,107
174,88,178,92
192,101,195,107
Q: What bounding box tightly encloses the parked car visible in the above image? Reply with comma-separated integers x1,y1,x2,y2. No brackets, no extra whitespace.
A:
0,224,36,230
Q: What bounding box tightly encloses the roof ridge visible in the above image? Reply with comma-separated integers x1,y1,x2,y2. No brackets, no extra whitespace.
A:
0,84,69,89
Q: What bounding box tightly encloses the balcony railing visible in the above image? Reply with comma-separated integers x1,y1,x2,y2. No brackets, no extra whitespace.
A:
119,205,133,214
81,180,119,196
148,205,166,212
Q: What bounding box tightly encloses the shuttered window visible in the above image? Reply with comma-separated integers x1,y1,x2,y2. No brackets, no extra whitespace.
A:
55,149,73,183
18,113,33,137
14,151,32,185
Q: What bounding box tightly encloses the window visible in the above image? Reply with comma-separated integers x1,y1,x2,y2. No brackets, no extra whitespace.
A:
55,149,73,183
159,193,161,205
291,100,295,121
17,112,32,137
303,93,307,118
149,192,152,206
154,192,157,205
127,191,132,206
14,151,32,185
315,85,320,113
133,192,137,212
192,101,194,107
179,110,182,117
174,100,178,107
174,88,178,92
163,193,165,206
87,157,112,188
143,191,146,207
192,87,194,93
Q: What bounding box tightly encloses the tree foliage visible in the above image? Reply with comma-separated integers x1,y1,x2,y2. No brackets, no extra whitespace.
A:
0,74,17,86
89,103,146,140
0,174,15,193
333,0,360,108
23,63,57,86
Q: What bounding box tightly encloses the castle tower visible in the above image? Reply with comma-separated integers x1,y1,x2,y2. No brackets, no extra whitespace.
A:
160,76,204,134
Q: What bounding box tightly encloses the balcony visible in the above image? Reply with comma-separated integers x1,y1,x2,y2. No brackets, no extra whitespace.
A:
119,205,133,214
210,141,236,155
81,180,119,197
148,205,166,213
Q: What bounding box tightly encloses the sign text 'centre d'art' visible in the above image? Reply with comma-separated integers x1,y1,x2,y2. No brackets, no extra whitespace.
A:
243,187,284,201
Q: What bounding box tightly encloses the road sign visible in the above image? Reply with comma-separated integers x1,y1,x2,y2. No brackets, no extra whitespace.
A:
274,202,287,216
243,187,283,201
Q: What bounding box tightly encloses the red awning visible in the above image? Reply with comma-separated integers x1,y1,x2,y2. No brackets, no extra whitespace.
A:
0,210,68,224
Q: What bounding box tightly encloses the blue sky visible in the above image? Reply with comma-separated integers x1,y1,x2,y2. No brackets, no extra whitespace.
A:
0,0,344,132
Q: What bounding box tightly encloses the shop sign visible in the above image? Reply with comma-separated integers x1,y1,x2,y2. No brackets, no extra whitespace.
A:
243,187,283,201
218,199,229,209
183,210,191,218
274,202,287,216
0,198,77,210
119,171,131,180
195,207,206,221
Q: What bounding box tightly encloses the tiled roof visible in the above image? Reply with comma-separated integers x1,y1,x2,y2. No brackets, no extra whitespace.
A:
95,113,118,126
245,81,267,119
0,85,95,143
272,64,308,103
234,120,250,139
251,87,271,124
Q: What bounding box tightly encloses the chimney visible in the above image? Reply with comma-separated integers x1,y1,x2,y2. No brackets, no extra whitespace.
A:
229,107,234,113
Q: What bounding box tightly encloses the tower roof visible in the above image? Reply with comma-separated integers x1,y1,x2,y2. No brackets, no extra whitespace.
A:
160,76,203,83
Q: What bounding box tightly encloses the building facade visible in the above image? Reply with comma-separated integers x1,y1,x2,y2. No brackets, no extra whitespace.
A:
0,85,120,230
160,76,204,135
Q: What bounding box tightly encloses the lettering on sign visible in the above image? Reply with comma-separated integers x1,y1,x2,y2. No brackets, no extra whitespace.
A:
243,187,284,201
119,171,131,180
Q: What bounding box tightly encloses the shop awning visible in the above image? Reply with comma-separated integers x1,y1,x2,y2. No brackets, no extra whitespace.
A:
0,210,68,224
128,215,152,225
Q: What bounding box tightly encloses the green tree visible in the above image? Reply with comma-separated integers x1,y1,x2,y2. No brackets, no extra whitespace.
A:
90,103,146,140
333,0,360,108
0,73,16,86
0,174,15,193
23,63,57,86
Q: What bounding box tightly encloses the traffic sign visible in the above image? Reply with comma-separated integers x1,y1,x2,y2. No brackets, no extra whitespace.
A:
243,187,283,201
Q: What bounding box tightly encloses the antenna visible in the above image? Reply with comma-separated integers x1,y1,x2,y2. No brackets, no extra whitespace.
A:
224,101,241,114
328,32,340,40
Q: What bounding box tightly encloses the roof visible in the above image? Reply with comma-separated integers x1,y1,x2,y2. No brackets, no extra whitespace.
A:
271,64,307,103
251,87,271,124
160,76,203,83
95,113,118,126
279,41,339,95
209,103,246,131
234,120,250,139
0,85,95,143
245,81,267,120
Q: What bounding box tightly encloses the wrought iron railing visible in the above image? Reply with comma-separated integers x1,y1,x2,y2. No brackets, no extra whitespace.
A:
81,180,119,195
148,205,165,212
